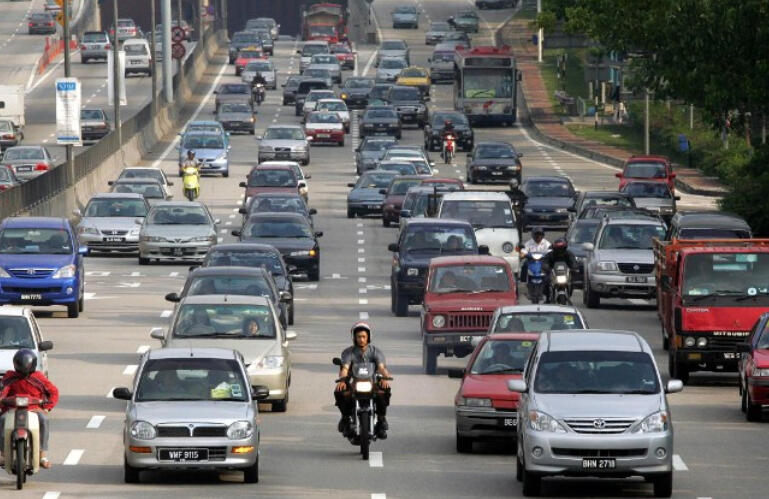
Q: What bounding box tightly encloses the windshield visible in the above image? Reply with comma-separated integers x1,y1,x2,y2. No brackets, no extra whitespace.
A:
379,163,417,175
221,103,252,113
250,169,296,187
678,228,751,239
246,61,272,71
84,199,146,217
135,358,249,402
362,140,394,152
381,59,407,69
623,183,671,198
494,312,585,332
525,180,573,197
317,101,346,111
305,68,330,78
598,224,665,250
244,220,312,239
233,33,260,44
302,44,329,56
312,55,337,64
385,149,420,159
463,68,513,99
80,110,104,120
0,228,72,255
583,196,634,209
219,84,249,94
307,91,334,102
0,317,34,349
332,45,352,54
568,222,599,245
250,196,306,214
400,68,425,78
476,144,515,159
440,200,515,228
308,113,341,124
389,87,421,100
432,52,454,63
238,50,262,58
429,264,510,293
206,250,283,274
469,340,535,375
188,276,274,300
345,79,374,89
147,206,209,225
432,112,468,126
3,148,44,160
113,182,163,198
430,22,451,31
124,44,147,55
310,26,336,36
83,33,107,42
183,135,224,149
387,178,421,195
534,350,660,395
683,253,769,297
0,168,10,182
357,173,395,189
186,124,223,134
402,226,476,253
382,41,406,50
173,303,276,338
366,109,397,119
625,162,667,178
0,122,12,132
264,128,304,140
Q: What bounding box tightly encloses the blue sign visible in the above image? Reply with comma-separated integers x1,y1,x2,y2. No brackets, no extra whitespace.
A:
56,81,76,91
678,134,689,152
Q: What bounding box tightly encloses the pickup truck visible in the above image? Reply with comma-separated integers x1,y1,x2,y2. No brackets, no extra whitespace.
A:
655,238,769,384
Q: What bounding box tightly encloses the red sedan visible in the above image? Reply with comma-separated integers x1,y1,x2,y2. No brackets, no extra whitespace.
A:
304,112,345,146
448,332,539,453
234,47,266,76
739,312,769,421
615,155,676,191
331,43,355,70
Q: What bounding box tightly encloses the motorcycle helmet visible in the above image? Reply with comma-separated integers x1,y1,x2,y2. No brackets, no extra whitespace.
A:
350,321,371,342
553,237,568,252
444,119,454,128
13,349,37,376
187,150,196,158
531,226,545,237
509,179,519,189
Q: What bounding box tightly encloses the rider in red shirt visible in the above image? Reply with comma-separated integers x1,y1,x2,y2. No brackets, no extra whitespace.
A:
0,349,59,469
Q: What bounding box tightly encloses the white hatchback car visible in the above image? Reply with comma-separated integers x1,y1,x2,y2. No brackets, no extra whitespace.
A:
123,38,152,76
0,307,53,376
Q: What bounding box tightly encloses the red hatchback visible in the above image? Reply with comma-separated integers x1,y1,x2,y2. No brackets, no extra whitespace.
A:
615,155,676,191
739,312,769,421
239,165,299,207
448,332,538,453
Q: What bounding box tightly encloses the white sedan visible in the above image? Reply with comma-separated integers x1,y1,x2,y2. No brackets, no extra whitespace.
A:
315,98,351,133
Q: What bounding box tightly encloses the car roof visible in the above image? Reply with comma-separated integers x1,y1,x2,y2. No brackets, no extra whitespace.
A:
525,175,570,183
404,218,471,227
475,141,513,147
210,243,281,253
0,306,28,317
496,304,582,315
441,191,510,201
3,217,66,229
147,347,239,361
252,164,294,172
90,192,146,200
178,294,270,306
247,212,307,222
583,190,633,199
189,266,270,278
266,124,302,130
115,177,162,184
626,155,670,164
540,330,648,353
603,216,665,226
123,166,164,172
252,192,304,199
429,255,509,266
486,332,540,342
151,200,205,208
672,211,751,229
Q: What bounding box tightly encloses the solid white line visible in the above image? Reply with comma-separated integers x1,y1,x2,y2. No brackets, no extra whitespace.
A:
358,267,366,272
359,298,369,305
672,454,688,471
63,449,84,466
369,451,383,468
136,345,150,354
332,273,341,279
42,492,61,499
359,277,367,283
123,365,138,376
160,310,172,318
371,494,387,499
86,415,105,429
359,311,370,320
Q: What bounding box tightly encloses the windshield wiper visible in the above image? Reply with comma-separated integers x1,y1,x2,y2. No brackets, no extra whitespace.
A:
690,290,746,302
480,367,522,375
469,288,503,294
178,332,242,338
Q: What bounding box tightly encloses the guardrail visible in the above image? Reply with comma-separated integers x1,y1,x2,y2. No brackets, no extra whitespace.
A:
1,26,221,220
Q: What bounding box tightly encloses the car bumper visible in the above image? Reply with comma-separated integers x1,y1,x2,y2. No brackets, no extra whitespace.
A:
423,330,486,354
523,211,571,229
125,436,258,469
396,110,427,124
282,254,319,275
395,278,425,300
0,139,21,149
456,407,518,440
258,150,308,162
430,69,454,81
382,206,401,223
748,378,769,404
139,242,214,262
470,167,519,183
588,273,656,297
80,234,139,252
361,126,400,136
676,348,739,372
0,277,80,305
81,129,111,141
247,368,288,401
199,160,229,174
125,61,150,72
522,431,673,477
342,96,368,108
348,201,383,214
306,131,344,143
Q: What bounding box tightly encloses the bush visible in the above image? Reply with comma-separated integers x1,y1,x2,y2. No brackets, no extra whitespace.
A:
719,145,769,235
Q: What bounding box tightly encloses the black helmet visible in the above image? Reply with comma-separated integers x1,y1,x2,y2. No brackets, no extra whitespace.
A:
532,226,545,236
553,237,568,251
187,150,196,157
350,321,371,342
13,349,37,376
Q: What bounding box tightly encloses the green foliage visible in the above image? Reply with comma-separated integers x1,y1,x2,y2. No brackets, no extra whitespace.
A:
533,11,557,32
719,145,769,235
540,48,588,105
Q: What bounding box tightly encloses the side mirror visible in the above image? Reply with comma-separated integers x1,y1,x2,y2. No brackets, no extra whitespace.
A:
112,387,133,400
517,152,523,158
582,242,594,251
251,385,271,400
379,188,388,195
347,183,356,187
286,330,298,341
238,208,247,214
674,195,681,201
615,172,622,178
239,181,247,188
231,230,242,237
78,246,89,256
478,245,490,255
332,357,343,366
309,208,317,215
737,342,751,353
665,379,684,394
427,57,431,63
167,181,174,186
388,243,399,252
287,264,298,273
134,218,143,225
507,379,527,393
280,291,293,302
72,209,82,217
38,340,54,351
296,49,302,54
214,219,221,225
447,368,464,379
107,181,114,186
314,231,324,237
164,292,180,302
400,209,412,218
150,327,165,340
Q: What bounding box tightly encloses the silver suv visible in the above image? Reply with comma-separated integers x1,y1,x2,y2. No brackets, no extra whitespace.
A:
510,330,683,497
80,31,111,63
582,216,666,308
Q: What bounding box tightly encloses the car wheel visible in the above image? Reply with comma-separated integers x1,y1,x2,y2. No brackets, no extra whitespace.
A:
308,267,320,282
243,456,259,483
746,390,762,421
516,454,523,482
395,288,408,317
521,465,541,496
661,324,669,350
347,208,355,218
396,132,402,139
668,351,689,384
78,295,84,312
382,217,390,227
282,98,288,105
456,433,473,453
422,345,437,374
81,57,89,64
67,301,79,318
272,395,288,413
124,457,140,484
741,382,747,412
652,471,673,498
583,278,600,308
288,301,295,325
467,170,475,184
138,256,150,265
339,137,345,147
250,129,255,135
223,171,229,178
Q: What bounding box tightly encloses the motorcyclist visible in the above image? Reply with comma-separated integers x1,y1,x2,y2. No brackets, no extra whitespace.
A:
334,322,392,439
252,72,267,104
507,179,527,239
520,227,551,282
181,151,200,199
0,349,59,469
441,120,457,162
544,237,579,298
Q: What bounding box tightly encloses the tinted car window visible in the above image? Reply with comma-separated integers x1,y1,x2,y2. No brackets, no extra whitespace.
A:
173,303,276,338
388,87,421,100
249,169,296,187
0,228,72,255
135,358,249,402
598,224,666,250
470,339,536,375
0,316,35,348
476,144,516,159
494,312,585,332
402,226,476,252
187,276,273,299
206,249,284,274
430,264,510,292
84,199,147,217
244,219,312,238
525,180,573,197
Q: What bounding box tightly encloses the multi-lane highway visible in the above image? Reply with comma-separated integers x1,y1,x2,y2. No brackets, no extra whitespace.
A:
0,0,756,498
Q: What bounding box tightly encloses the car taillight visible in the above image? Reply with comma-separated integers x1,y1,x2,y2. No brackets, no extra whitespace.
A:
105,44,111,49
28,22,34,27
48,22,54,26
35,163,49,171
80,45,87,50
0,185,8,191
2,134,13,140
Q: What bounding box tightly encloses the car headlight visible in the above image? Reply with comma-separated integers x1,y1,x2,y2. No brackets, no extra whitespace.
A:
502,242,514,253
432,315,446,328
527,410,567,433
684,336,696,347
596,261,618,272
251,355,285,370
355,380,373,393
634,411,669,433
477,166,488,171
555,275,568,284
290,250,310,256
130,420,157,440
141,235,167,242
259,145,274,152
78,226,99,235
752,366,769,377
696,337,708,347
52,264,77,279
555,208,568,213
227,420,254,439
293,146,307,152
341,93,348,99
407,267,419,276
0,267,11,278
457,397,492,407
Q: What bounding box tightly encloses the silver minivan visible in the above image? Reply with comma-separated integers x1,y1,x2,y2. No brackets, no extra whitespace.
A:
123,38,152,76
510,330,682,497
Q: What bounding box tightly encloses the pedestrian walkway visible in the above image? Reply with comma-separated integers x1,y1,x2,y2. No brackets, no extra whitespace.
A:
499,19,726,196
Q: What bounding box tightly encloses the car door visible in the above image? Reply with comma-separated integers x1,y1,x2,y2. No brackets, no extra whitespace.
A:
28,311,48,374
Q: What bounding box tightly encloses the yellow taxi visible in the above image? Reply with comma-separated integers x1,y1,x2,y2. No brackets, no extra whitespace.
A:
396,66,431,96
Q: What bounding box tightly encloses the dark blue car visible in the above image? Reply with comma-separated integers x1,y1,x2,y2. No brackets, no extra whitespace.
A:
0,217,87,318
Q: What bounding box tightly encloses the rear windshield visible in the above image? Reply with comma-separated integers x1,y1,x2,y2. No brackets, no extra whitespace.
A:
625,162,667,178
389,178,423,195
494,312,585,332
388,87,421,100
83,32,107,42
135,358,249,402
206,250,284,274
302,44,329,56
382,41,407,50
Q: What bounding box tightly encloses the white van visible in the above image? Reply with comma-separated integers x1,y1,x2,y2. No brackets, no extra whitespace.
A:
123,39,152,76
438,191,520,272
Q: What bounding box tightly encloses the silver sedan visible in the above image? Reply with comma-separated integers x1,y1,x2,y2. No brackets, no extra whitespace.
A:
0,145,55,182
241,60,277,89
75,193,149,253
138,201,219,264
257,125,311,165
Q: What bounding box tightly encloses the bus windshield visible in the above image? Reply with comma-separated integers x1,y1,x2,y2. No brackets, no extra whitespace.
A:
463,68,513,99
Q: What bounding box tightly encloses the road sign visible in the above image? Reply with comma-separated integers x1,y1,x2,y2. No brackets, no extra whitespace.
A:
171,26,185,43
171,42,186,60
55,78,81,146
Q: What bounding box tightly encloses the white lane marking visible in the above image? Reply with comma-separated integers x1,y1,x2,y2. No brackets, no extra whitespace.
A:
332,273,341,279
359,288,368,294
63,449,84,466
106,387,116,398
358,267,366,272
359,298,369,305
672,454,688,471
123,365,138,376
359,277,367,283
357,239,365,244
42,492,61,499
362,50,378,77
627,298,650,305
369,451,383,467
357,231,364,235
356,223,363,227
83,292,96,300
229,214,236,218
169,272,179,277
160,310,172,318
358,248,365,253
116,282,141,288
86,415,106,429
217,237,223,243
130,271,142,277
359,311,369,320
225,221,232,226
151,61,229,167
136,345,150,354
358,257,365,263
371,494,387,499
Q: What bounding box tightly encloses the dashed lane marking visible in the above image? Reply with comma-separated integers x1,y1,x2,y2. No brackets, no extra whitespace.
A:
86,415,105,429
359,298,369,305
369,451,383,467
358,267,366,272
359,288,368,294
672,454,688,471
358,257,365,263
371,494,387,499
359,277,367,283
359,311,369,320
63,449,84,466
169,272,179,277
160,310,172,318
42,492,61,499
123,365,138,376
137,345,150,354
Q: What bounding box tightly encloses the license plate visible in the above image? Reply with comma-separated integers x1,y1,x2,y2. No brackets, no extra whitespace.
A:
317,134,330,138
16,166,31,172
158,448,208,462
500,417,517,428
582,458,616,470
104,237,125,242
276,152,290,159
724,352,740,359
173,248,184,256
131,60,142,65
626,276,648,283
459,335,473,342
491,171,503,176
20,294,42,301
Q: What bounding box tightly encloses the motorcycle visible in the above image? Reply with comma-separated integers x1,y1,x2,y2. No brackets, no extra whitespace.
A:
521,249,548,304
252,82,265,106
182,165,200,201
333,357,392,460
442,133,455,164
549,261,572,305
2,396,44,490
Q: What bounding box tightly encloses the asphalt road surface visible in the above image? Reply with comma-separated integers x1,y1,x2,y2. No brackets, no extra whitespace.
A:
0,0,751,498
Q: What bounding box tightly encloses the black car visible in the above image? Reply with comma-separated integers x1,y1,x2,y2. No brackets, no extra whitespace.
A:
466,141,523,184
424,110,474,152
564,219,601,288
232,212,323,281
340,77,375,109
228,31,262,63
347,170,399,218
389,219,485,316
201,243,296,325
521,176,577,230
165,266,291,327
282,75,308,105
572,191,637,219
355,136,397,175
359,106,402,139
252,30,274,55
385,86,428,128
239,192,317,228
665,211,752,240
294,79,332,116
476,0,517,8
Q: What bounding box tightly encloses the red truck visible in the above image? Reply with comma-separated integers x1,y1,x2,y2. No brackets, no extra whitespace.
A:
655,238,769,384
421,255,518,374
302,3,347,44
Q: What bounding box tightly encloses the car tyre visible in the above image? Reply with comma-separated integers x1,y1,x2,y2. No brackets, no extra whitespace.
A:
67,301,79,318
521,465,541,496
81,57,89,64
394,288,408,317
223,171,229,178
652,471,673,498
661,324,669,350
138,256,150,265
422,344,437,374
339,138,345,147
396,132,402,139
746,389,762,422
272,396,288,413
124,458,140,483
308,267,320,282
382,217,390,227
516,454,523,482
243,456,259,483
583,279,600,308
347,208,355,218
456,433,473,453
668,351,689,384
78,295,84,312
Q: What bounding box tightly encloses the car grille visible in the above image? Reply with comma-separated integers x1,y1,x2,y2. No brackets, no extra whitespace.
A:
8,268,55,278
158,247,201,256
446,312,492,330
3,286,62,293
274,147,291,152
100,230,128,236
708,332,750,349
563,418,636,434
618,263,654,274
552,448,647,458
156,425,227,437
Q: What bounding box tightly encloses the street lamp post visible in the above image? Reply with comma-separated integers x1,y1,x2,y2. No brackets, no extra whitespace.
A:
62,0,73,183
161,0,173,102
536,0,543,63
150,0,157,111
112,0,122,151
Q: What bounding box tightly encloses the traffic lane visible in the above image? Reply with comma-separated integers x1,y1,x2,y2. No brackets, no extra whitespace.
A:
0,0,48,86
